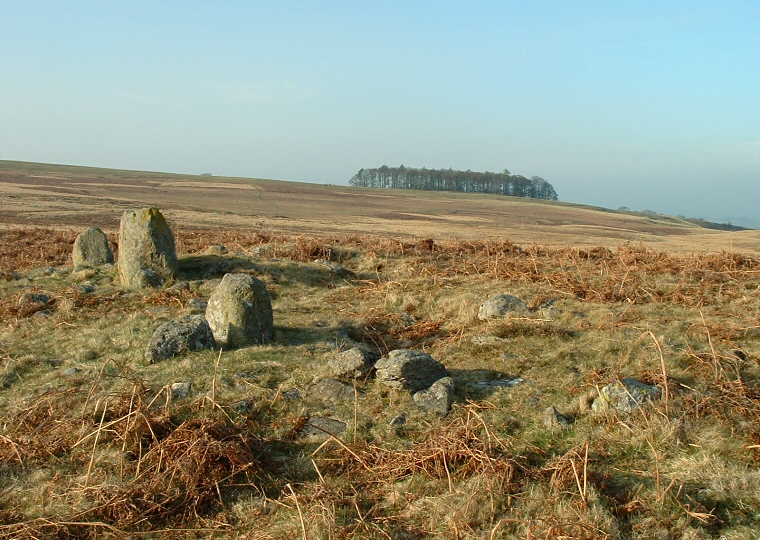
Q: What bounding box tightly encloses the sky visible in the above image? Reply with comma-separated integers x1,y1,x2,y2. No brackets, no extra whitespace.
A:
1,1,759,226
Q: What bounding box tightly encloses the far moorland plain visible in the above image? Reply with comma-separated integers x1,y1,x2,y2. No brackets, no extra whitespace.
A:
1,160,758,255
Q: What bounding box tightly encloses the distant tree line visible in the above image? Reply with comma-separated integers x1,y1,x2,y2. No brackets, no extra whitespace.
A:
349,166,558,200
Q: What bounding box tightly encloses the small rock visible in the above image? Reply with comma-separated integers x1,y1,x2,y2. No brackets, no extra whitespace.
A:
592,378,661,413
204,245,229,255
543,406,573,429
477,294,527,320
413,377,455,415
499,352,518,360
473,377,525,390
169,281,190,291
375,349,448,392
400,313,416,326
235,371,256,381
301,417,347,438
198,279,222,295
328,347,380,379
72,267,96,281
282,388,302,401
202,260,230,279
186,298,208,311
76,284,95,294
314,259,354,277
310,378,356,402
145,315,215,362
171,381,192,400
471,334,507,346
72,227,114,267
389,414,407,427
18,292,51,307
62,367,81,377
231,400,251,413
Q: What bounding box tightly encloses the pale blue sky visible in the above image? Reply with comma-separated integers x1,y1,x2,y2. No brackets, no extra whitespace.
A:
1,1,758,226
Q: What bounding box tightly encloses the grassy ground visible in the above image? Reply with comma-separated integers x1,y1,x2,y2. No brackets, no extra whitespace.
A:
1,227,760,539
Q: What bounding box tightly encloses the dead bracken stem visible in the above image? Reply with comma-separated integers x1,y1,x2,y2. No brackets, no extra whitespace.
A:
287,483,308,540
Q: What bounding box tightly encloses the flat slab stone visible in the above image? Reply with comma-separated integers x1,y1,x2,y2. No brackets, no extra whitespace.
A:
301,417,347,438
375,349,448,392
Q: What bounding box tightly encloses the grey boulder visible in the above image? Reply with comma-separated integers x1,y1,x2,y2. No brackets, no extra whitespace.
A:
72,227,114,267
145,315,215,363
205,273,273,348
118,208,177,289
413,376,455,415
375,349,448,392
328,347,380,379
477,294,527,320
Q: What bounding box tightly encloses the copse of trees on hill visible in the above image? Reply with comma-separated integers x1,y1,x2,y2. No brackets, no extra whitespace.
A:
349,165,558,200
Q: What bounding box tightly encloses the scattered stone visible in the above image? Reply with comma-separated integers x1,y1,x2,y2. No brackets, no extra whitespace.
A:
400,313,416,326
413,377,455,415
282,388,302,401
18,292,51,307
310,378,356,402
471,334,509,346
169,281,190,291
62,367,81,377
72,267,97,281
186,298,208,311
171,381,192,400
328,347,380,379
375,349,448,392
235,371,256,381
45,359,62,367
592,378,662,413
145,315,215,363
231,400,251,414
472,377,525,390
205,273,274,348
118,207,178,289
76,284,95,294
477,294,527,320
204,245,228,255
198,278,222,295
543,406,573,429
301,417,347,438
314,259,354,277
499,352,518,360
203,260,230,279
389,414,407,427
72,227,114,267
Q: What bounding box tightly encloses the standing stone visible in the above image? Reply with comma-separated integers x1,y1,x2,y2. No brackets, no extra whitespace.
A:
478,294,527,320
375,349,448,392
118,208,177,289
72,227,114,267
205,273,273,348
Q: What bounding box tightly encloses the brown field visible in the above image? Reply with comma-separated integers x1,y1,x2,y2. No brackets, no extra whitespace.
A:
2,160,758,255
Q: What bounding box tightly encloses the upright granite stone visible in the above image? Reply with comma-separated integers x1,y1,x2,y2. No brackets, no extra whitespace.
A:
72,227,114,267
375,349,448,392
118,208,177,289
205,273,273,348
